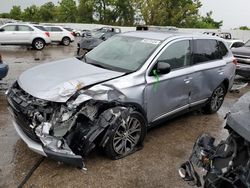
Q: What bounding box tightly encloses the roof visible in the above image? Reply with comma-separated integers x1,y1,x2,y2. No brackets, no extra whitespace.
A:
121,31,176,40
120,31,223,41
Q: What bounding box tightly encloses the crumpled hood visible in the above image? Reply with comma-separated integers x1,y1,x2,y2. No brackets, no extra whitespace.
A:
18,58,123,102
232,46,250,57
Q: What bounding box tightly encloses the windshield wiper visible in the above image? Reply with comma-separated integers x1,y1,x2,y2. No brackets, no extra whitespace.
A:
87,62,107,69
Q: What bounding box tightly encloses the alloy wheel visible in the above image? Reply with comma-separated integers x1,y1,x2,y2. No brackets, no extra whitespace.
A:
113,116,142,155
35,40,44,50
210,86,225,111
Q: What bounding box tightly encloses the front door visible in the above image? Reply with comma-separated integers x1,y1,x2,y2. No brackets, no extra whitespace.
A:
146,39,193,123
0,25,17,44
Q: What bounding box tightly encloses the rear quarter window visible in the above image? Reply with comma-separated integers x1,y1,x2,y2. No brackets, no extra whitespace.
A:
34,26,47,31
193,39,221,64
51,27,63,32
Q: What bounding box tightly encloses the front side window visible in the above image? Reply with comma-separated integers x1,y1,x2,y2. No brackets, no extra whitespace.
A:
17,25,33,31
233,42,244,48
2,25,16,31
193,39,221,64
157,40,191,70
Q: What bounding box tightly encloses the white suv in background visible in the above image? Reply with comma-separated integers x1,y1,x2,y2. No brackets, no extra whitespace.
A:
0,23,51,50
44,26,75,46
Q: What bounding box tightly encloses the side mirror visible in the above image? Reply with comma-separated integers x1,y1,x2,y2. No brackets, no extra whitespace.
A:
0,28,4,32
156,61,171,75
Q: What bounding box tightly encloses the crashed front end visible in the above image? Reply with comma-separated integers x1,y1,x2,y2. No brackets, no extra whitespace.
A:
7,81,126,168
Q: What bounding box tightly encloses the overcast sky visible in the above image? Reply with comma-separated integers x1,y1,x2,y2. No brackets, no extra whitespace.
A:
0,0,250,29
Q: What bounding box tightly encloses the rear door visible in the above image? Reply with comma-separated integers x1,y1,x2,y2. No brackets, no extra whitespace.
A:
189,39,226,105
16,25,34,43
0,25,17,44
48,27,63,42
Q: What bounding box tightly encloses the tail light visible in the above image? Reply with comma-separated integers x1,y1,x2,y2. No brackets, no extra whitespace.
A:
45,32,50,37
233,59,238,65
0,54,2,63
71,32,74,36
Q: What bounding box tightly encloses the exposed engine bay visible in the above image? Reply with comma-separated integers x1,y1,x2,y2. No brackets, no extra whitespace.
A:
179,93,250,188
7,81,140,168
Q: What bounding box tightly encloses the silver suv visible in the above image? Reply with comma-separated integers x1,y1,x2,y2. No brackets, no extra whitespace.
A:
7,31,236,168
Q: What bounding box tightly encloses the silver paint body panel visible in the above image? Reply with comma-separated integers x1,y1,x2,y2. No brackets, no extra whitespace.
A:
17,32,236,124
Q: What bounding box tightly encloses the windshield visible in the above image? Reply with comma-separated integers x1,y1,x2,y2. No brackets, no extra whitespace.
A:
244,40,250,47
85,35,162,72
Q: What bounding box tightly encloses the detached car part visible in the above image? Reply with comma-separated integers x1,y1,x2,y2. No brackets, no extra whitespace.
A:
0,54,9,80
179,92,250,188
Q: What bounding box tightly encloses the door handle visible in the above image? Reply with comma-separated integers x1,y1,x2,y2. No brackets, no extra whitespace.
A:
184,77,192,84
218,69,224,75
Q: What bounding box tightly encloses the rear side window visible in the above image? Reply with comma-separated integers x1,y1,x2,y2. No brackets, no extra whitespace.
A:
193,39,221,64
2,25,16,31
218,41,228,57
51,27,63,32
34,26,47,31
158,40,191,70
17,25,34,31
45,27,52,31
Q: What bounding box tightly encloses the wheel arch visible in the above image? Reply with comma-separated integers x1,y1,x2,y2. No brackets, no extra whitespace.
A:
32,37,45,45
222,78,229,91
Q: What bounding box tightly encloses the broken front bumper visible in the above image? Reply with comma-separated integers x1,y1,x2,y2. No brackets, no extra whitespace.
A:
13,120,84,168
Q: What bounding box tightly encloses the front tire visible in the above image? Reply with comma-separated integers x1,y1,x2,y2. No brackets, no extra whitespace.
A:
62,37,71,46
32,39,45,50
104,108,146,159
203,84,226,114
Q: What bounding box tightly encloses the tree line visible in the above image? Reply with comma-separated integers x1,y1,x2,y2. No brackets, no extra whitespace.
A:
0,0,223,28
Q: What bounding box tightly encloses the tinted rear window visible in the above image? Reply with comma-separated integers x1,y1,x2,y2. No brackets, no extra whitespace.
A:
218,41,228,57
64,28,73,31
34,26,47,31
193,39,221,64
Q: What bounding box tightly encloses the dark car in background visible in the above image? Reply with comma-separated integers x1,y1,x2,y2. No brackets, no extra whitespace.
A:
77,27,121,55
0,54,9,80
232,39,250,78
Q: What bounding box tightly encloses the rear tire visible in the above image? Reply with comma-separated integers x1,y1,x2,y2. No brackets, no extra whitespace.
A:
203,84,226,114
104,108,146,160
62,37,71,46
32,38,45,50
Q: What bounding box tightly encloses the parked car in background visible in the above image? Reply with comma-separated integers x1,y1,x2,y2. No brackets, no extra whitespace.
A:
75,29,91,37
64,27,77,37
44,26,75,46
232,39,250,78
0,23,51,50
77,27,121,55
7,32,236,168
225,39,245,49
0,54,9,80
